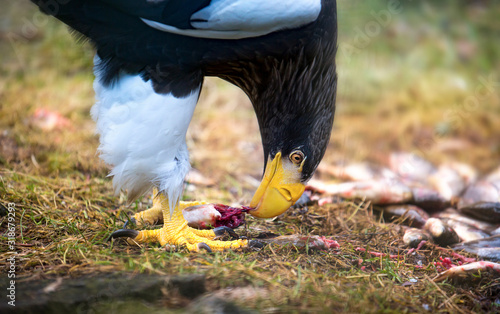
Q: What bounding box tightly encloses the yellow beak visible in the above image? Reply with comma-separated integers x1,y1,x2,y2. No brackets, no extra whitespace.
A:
249,152,306,218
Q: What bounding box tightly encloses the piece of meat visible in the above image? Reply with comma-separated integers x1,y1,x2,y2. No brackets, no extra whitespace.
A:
183,204,221,229
379,205,429,228
458,181,499,208
451,235,500,262
30,108,71,131
423,218,460,246
433,261,500,282
307,179,413,204
317,162,396,181
428,165,466,201
443,219,490,242
458,202,500,224
436,208,498,233
257,235,339,250
410,186,449,212
388,152,437,185
403,228,432,248
183,204,250,229
445,162,478,186
212,204,251,229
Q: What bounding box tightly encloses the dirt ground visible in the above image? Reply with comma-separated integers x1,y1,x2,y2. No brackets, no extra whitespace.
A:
1,1,500,313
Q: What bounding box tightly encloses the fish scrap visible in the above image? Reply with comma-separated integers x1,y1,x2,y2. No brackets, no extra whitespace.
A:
428,165,466,201
440,218,490,242
458,180,499,207
307,179,413,204
378,205,429,228
435,208,497,233
213,204,251,229
403,228,431,248
432,261,500,282
451,235,500,262
308,153,500,261
317,162,396,181
30,108,71,131
423,218,460,246
257,234,340,250
183,152,500,260
459,202,500,223
183,204,250,229
388,152,436,184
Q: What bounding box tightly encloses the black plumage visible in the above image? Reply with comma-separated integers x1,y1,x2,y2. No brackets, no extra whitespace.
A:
32,0,337,183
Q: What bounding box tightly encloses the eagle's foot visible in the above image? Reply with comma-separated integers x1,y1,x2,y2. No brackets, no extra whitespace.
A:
132,225,248,252
129,205,163,227
125,189,211,228
126,189,171,227
113,191,248,252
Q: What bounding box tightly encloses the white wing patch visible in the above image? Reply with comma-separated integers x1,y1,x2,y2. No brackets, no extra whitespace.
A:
92,56,200,215
141,0,321,39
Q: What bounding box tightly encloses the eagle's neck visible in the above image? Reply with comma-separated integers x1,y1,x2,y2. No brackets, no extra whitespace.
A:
223,43,337,164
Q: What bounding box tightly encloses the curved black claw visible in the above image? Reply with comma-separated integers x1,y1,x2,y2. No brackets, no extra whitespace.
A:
198,242,212,253
213,226,239,240
123,217,137,229
248,240,265,249
108,229,139,241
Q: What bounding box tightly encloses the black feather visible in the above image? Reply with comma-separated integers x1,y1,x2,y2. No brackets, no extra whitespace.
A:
31,0,338,181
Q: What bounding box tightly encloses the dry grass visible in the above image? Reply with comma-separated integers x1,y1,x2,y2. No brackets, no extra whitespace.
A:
1,0,500,312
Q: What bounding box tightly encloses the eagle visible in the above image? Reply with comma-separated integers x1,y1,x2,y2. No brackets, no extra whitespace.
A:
31,0,337,251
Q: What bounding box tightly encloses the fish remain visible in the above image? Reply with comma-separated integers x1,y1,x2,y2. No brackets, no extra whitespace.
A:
433,261,500,282
183,204,250,229
307,179,413,204
306,153,500,259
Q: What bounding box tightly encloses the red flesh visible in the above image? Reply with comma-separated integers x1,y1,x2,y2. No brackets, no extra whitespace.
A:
434,257,455,270
319,236,340,249
213,204,251,229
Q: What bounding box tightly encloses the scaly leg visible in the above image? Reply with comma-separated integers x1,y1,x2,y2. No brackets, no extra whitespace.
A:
128,188,183,227
112,191,250,252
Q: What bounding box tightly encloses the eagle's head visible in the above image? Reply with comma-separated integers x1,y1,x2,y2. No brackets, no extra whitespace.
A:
248,48,337,218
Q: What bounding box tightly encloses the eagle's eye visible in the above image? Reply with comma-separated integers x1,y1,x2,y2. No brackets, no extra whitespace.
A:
289,150,305,165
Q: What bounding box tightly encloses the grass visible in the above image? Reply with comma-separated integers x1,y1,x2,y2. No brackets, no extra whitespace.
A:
1,0,500,312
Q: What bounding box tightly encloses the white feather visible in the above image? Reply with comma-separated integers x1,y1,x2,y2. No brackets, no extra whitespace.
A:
92,56,200,215
141,0,321,39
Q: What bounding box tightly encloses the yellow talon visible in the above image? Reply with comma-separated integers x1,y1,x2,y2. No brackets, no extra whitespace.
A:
132,188,208,227
117,189,248,252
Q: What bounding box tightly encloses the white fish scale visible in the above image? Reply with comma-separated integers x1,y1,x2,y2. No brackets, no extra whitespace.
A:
91,56,200,214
